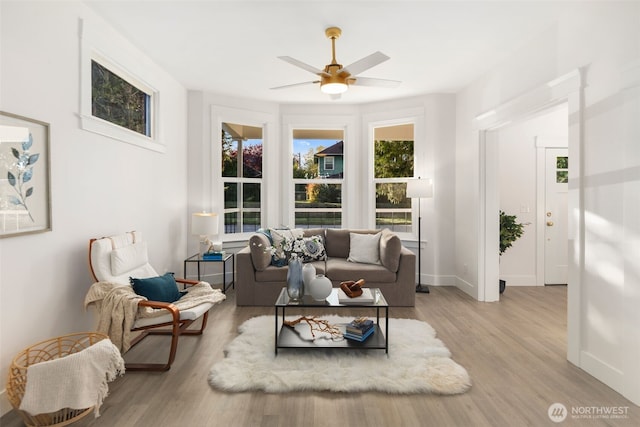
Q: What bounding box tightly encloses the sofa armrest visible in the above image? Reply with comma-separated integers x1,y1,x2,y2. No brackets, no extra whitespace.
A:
395,246,416,286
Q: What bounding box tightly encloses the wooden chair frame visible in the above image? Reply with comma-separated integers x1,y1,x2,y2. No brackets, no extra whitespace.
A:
88,237,209,372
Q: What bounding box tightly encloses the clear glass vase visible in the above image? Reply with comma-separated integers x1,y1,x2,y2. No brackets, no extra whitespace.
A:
286,255,304,302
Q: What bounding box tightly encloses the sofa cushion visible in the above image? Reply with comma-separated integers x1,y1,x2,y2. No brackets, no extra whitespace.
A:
379,228,402,273
249,233,272,271
326,258,396,283
348,232,382,265
325,229,379,258
255,261,325,282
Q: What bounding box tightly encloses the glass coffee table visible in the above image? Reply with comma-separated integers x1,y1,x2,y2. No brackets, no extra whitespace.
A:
274,287,389,355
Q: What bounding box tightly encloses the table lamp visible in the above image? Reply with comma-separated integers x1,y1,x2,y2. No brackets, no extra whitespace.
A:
192,212,219,256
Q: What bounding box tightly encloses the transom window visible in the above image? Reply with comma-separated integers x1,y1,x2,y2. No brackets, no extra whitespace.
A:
222,122,262,234
292,129,344,228
373,123,414,233
91,60,151,137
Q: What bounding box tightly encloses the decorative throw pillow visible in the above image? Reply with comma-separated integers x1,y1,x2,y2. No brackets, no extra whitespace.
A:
130,272,185,303
347,232,382,265
291,235,327,262
269,228,304,266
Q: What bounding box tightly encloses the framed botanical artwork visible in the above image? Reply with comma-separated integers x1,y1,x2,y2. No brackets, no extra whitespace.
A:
0,111,51,237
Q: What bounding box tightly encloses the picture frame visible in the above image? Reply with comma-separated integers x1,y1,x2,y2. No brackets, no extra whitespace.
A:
0,111,51,237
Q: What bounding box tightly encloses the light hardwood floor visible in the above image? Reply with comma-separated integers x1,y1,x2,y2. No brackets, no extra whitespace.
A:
3,286,639,427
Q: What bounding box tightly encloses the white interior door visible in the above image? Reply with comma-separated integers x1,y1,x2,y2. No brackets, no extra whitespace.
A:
544,148,569,285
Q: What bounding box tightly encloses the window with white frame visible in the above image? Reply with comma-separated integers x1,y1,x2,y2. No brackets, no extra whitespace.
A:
222,122,262,235
373,123,414,233
91,60,152,137
80,18,163,152
292,129,343,228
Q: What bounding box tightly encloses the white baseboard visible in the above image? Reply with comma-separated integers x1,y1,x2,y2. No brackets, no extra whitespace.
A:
498,275,539,286
420,274,457,286
580,350,625,400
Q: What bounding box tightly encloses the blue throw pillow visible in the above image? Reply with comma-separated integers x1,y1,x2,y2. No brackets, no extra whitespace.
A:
130,272,185,303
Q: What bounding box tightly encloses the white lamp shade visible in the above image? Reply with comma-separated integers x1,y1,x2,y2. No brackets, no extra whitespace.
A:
191,212,218,236
406,178,433,199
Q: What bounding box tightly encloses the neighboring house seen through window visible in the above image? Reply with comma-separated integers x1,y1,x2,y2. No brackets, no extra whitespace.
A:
292,130,344,228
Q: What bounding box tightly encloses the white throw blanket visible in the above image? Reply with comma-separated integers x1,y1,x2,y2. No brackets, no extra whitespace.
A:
84,281,225,352
19,339,125,417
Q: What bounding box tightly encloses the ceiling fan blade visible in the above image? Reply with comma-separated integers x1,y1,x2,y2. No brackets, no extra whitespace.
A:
341,51,390,76
351,76,401,88
278,56,330,77
270,81,318,90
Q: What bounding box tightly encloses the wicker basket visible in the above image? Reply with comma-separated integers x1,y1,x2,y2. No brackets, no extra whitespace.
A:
6,332,109,427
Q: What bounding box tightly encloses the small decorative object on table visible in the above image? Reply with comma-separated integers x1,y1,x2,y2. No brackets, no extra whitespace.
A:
203,250,225,260
340,279,365,297
286,253,304,302
309,274,332,301
344,317,375,342
302,263,316,295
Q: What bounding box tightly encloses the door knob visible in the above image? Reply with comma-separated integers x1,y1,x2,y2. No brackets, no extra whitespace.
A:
547,221,554,226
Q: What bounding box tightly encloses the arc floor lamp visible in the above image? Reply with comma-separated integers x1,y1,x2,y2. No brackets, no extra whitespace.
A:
406,177,433,293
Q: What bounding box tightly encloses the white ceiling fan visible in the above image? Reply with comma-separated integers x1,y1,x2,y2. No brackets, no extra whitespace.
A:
272,27,400,99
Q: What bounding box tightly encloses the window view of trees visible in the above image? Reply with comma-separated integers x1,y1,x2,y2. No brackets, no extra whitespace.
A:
221,123,262,234
292,130,343,228
91,60,150,136
373,124,414,232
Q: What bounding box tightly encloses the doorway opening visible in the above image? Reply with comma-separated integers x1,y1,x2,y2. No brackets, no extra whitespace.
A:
495,103,569,290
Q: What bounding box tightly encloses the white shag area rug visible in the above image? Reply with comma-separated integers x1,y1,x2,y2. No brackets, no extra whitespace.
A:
208,315,471,395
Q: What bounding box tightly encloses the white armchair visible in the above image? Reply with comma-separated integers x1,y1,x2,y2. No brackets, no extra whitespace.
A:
86,231,225,371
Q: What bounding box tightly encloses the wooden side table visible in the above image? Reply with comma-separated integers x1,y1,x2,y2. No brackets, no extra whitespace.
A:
183,253,234,293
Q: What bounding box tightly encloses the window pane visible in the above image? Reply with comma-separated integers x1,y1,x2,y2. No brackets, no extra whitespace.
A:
91,60,150,136
224,182,237,209
294,183,341,228
224,212,238,234
222,123,262,178
375,183,411,232
243,140,262,178
556,171,568,183
222,138,238,177
556,156,568,169
292,129,344,179
374,140,414,178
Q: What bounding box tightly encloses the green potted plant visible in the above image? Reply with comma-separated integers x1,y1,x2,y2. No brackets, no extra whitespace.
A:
499,210,527,293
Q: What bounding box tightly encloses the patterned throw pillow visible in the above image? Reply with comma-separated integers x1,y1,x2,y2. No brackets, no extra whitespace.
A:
291,235,327,262
269,228,303,266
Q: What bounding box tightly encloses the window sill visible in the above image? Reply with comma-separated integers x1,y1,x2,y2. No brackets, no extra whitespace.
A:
80,114,165,153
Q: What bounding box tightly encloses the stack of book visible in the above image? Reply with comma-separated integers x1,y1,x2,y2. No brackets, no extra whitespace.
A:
344,318,375,342
203,250,225,260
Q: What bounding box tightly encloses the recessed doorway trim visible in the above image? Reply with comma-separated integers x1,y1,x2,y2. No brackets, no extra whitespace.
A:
475,69,584,365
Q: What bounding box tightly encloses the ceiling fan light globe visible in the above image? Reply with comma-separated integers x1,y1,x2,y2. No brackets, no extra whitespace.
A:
321,82,348,94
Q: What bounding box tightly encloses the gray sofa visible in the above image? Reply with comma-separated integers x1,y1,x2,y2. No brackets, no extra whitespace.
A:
236,228,416,306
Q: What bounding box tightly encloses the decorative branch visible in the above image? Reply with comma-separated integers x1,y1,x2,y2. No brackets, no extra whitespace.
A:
283,316,342,339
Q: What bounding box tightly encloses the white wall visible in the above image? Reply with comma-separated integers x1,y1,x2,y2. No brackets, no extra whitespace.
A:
455,1,640,405
0,1,189,415
497,105,568,286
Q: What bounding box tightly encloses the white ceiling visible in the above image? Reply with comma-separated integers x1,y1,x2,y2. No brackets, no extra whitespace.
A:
85,0,568,105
